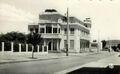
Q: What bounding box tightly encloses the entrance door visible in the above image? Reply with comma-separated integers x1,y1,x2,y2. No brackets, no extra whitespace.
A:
48,42,51,51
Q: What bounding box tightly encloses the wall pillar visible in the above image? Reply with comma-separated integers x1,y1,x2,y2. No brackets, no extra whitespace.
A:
26,44,28,52
19,43,21,52
2,42,4,52
11,42,13,52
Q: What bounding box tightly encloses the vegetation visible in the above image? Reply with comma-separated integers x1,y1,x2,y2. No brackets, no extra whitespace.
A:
0,32,26,43
27,32,43,58
101,40,107,49
0,31,43,58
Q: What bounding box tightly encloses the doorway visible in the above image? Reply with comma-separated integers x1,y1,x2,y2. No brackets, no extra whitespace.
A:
48,42,51,51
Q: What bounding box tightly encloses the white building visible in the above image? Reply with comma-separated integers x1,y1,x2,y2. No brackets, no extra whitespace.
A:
28,9,91,53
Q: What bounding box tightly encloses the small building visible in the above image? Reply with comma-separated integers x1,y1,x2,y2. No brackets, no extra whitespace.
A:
106,40,120,48
28,9,92,53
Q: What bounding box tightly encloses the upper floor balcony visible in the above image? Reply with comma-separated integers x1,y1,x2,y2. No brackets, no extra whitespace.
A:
41,33,62,39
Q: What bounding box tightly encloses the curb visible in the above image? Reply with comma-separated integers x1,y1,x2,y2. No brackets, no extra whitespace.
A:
0,57,60,65
0,52,95,64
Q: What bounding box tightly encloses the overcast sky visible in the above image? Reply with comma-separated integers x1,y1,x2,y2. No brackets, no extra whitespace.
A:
0,0,120,41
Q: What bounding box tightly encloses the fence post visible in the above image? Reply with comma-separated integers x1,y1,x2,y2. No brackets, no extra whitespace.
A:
37,45,39,53
19,43,21,52
42,45,44,53
11,42,13,52
2,42,4,52
26,44,28,52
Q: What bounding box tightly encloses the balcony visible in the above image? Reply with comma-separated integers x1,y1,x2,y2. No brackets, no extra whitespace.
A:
81,35,90,40
41,33,62,39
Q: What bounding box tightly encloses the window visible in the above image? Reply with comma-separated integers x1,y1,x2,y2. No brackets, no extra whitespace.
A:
40,28,44,33
46,26,52,33
64,28,67,34
70,40,74,49
30,28,33,32
70,28,74,34
59,28,60,33
53,28,57,33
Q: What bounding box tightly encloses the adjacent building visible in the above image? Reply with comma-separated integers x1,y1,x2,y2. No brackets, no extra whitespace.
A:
28,9,92,53
106,40,120,48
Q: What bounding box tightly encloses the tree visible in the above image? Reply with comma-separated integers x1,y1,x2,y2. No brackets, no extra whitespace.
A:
27,33,43,58
0,32,26,43
101,40,107,49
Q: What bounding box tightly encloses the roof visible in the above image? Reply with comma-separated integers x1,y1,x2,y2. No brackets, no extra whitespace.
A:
39,9,85,25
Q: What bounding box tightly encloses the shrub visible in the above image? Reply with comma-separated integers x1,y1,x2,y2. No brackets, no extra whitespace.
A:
111,46,117,52
13,43,19,52
28,44,32,52
4,42,11,51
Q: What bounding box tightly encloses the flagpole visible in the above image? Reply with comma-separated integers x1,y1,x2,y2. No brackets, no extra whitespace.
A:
66,8,69,56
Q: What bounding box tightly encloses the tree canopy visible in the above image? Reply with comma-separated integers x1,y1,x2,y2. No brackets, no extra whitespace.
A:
0,32,26,43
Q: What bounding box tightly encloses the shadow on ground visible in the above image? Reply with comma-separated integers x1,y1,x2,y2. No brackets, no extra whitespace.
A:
67,65,120,74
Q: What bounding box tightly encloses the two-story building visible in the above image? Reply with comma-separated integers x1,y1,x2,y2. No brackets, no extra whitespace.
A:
28,9,91,53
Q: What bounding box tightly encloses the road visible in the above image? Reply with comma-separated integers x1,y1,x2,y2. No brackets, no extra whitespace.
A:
0,52,116,74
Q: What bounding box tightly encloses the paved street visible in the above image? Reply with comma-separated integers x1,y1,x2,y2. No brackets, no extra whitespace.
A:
0,51,118,74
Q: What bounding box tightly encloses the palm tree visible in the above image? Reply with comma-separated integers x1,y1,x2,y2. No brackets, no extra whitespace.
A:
27,33,42,58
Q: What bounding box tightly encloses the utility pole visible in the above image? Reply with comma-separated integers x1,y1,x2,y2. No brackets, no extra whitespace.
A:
97,30,100,53
66,8,69,56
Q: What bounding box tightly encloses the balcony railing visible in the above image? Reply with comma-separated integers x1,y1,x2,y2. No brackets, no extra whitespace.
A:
41,33,62,39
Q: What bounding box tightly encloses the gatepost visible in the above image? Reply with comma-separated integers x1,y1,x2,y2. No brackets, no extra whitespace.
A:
2,42,4,53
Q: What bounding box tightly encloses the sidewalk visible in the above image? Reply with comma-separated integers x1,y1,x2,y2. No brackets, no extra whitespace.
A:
55,52,120,74
0,51,117,64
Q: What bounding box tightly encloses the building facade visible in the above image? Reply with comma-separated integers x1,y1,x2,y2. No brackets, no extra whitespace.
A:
28,9,91,53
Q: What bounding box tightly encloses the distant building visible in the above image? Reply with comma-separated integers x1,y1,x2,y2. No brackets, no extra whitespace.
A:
28,9,91,53
106,40,120,48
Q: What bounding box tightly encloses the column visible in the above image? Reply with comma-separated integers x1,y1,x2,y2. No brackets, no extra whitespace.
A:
2,42,4,52
80,40,82,53
51,39,53,51
37,45,39,52
46,45,48,52
44,26,46,34
38,25,40,34
89,41,92,52
57,39,59,51
57,27,59,34
52,25,53,34
26,44,28,52
11,42,13,52
19,43,21,52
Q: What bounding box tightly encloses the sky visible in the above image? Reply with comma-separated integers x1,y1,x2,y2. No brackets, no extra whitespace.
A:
0,0,120,41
